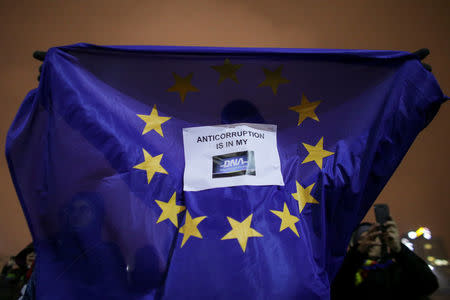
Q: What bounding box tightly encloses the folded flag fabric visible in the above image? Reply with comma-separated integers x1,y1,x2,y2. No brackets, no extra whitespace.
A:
6,44,446,299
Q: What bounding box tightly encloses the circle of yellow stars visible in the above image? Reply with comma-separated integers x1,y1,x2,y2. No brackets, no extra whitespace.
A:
131,58,335,252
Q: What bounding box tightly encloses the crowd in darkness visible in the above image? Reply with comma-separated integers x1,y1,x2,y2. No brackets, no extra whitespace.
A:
0,217,439,300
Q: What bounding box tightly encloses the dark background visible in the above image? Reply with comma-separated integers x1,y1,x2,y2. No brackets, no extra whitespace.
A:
0,0,448,264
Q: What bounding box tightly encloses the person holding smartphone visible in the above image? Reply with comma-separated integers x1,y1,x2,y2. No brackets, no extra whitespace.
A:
331,207,438,300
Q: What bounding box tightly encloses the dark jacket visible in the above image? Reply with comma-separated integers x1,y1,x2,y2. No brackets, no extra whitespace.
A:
331,244,438,300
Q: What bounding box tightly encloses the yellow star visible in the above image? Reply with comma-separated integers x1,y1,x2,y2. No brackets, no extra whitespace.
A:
302,137,334,169
221,214,263,252
289,94,321,126
211,59,242,84
137,105,171,137
291,181,319,214
133,149,168,184
258,65,289,95
155,192,186,228
270,203,300,237
179,210,207,247
167,72,199,103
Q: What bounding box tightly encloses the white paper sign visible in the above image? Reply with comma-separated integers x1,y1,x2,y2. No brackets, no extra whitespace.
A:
183,123,284,191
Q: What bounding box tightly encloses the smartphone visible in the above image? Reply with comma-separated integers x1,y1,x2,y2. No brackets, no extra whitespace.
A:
374,204,390,225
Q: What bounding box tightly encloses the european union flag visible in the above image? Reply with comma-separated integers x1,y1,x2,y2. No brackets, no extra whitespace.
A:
6,44,446,299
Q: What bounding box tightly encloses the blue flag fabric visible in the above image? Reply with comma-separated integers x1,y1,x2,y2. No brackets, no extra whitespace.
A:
6,44,446,299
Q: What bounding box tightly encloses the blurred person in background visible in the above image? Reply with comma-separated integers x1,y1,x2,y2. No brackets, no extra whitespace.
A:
0,244,34,300
331,220,438,299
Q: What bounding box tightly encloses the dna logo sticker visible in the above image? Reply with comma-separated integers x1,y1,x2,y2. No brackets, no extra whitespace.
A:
212,151,256,178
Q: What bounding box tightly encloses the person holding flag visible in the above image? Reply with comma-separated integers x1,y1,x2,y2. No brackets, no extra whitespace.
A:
6,45,446,299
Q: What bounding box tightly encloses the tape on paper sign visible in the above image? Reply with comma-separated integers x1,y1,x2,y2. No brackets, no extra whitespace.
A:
182,123,284,191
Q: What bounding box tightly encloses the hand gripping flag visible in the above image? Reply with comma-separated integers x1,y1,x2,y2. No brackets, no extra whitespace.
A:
6,44,446,299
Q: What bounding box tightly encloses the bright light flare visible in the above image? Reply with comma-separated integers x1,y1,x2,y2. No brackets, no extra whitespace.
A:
434,259,449,266
401,238,414,251
408,231,417,239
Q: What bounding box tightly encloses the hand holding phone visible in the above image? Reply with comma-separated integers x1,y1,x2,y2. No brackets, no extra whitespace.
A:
374,204,391,258
374,204,390,225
